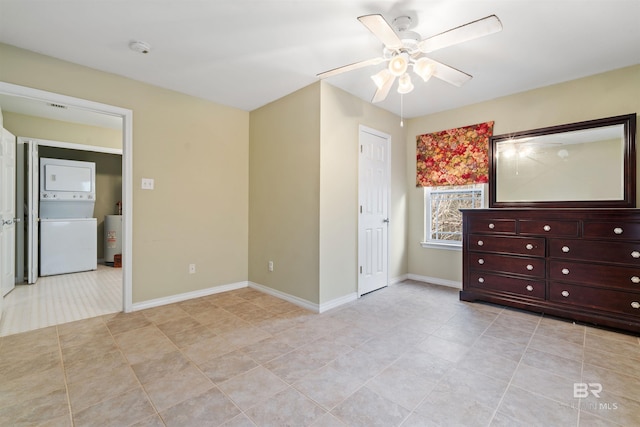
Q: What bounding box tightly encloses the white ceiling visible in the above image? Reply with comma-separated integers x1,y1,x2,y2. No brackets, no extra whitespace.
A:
1,0,639,122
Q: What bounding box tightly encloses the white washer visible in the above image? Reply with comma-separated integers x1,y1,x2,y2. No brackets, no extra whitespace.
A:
40,218,97,276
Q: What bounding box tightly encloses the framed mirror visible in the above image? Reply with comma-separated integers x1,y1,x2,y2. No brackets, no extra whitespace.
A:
489,113,637,208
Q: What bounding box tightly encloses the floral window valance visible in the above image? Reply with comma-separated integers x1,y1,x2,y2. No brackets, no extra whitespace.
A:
416,121,494,187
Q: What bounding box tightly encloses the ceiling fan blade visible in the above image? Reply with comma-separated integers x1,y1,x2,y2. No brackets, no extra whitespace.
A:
358,14,404,50
422,58,472,87
317,57,385,79
419,15,503,53
372,75,395,103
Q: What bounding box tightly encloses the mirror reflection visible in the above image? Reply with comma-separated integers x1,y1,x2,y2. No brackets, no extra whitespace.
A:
495,124,625,202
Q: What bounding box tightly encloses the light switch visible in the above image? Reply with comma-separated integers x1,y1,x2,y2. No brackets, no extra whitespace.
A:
141,178,154,190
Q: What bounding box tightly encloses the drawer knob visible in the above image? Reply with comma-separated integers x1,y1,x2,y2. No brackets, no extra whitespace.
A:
632,251,640,259
562,268,570,275
526,244,534,250
488,223,495,229
477,240,484,246
543,225,551,232
526,285,534,291
632,276,640,284
526,264,534,271
478,258,485,265
561,290,569,297
478,277,485,284
632,302,640,309
562,246,570,253
614,227,624,235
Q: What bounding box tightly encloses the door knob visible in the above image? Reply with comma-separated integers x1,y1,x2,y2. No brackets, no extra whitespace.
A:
383,218,390,223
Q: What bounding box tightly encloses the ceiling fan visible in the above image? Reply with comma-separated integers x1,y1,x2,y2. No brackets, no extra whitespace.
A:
317,13,503,103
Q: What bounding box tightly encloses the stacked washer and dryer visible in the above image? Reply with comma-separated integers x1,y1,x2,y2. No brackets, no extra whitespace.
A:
39,158,97,276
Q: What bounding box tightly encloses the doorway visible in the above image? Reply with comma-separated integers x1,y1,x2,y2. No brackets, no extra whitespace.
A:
0,81,133,334
357,125,391,296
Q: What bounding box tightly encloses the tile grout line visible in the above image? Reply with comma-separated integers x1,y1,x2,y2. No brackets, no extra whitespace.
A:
396,305,507,426
486,310,541,425
55,324,75,427
143,302,257,425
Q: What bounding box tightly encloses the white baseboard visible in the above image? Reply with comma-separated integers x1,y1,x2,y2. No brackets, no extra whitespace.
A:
248,282,358,314
131,281,248,311
130,277,420,314
319,292,357,313
406,274,462,289
389,274,409,285
248,281,320,312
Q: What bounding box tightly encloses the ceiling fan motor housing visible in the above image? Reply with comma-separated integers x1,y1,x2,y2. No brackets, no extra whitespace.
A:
392,16,420,53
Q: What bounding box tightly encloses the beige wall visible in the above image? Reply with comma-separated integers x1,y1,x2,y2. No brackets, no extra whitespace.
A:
319,82,407,303
248,83,321,303
0,43,250,303
406,64,640,284
249,82,408,306
2,40,636,307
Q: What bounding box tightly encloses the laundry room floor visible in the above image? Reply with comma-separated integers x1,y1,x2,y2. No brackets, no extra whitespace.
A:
0,264,122,337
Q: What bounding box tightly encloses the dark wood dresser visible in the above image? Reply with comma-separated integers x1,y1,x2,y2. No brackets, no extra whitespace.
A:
460,208,640,334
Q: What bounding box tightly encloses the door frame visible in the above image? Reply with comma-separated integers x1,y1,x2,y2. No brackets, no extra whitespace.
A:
18,137,123,284
0,81,133,312
357,125,391,297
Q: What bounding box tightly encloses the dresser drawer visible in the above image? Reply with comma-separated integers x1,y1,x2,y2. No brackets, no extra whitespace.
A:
518,219,579,237
468,235,545,256
469,253,545,278
468,271,544,299
583,221,640,240
550,260,640,291
549,282,640,318
468,219,516,234
549,239,640,265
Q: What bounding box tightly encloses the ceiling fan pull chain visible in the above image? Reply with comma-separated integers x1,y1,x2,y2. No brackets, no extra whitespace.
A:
400,93,404,127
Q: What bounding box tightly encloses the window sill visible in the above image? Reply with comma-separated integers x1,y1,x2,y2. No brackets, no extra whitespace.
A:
420,241,462,251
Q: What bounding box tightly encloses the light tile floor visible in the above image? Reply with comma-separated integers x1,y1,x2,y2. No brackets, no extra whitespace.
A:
0,280,639,426
0,265,122,337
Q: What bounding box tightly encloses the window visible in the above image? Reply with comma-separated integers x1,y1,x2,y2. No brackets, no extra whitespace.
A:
422,184,485,249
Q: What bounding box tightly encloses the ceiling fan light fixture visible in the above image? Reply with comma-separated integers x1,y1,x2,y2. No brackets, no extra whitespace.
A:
388,53,409,76
413,58,436,82
397,73,414,94
371,69,392,89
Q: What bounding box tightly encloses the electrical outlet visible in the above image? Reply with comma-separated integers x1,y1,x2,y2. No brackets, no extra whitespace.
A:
189,263,196,274
141,178,154,190
268,261,274,272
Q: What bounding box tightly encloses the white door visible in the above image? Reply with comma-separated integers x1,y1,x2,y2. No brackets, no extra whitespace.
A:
1,128,17,296
27,141,38,284
358,126,390,296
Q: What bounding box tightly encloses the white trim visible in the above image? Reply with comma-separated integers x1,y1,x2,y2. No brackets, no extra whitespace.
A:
0,81,133,313
248,281,319,312
23,137,122,155
131,281,249,311
407,273,462,289
420,241,462,251
390,274,409,285
318,292,357,313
